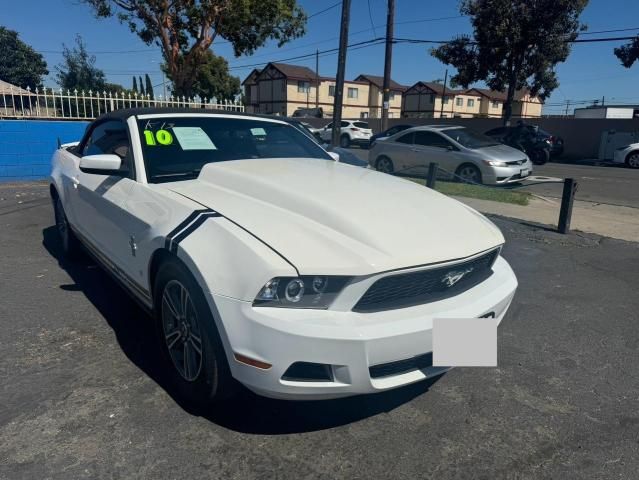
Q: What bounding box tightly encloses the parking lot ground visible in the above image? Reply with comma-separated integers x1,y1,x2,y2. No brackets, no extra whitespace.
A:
1,181,639,480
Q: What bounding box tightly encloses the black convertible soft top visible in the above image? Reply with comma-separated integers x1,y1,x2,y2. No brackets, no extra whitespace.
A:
95,107,277,122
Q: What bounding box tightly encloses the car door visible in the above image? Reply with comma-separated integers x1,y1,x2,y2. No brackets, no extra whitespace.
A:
410,130,456,175
384,131,415,172
70,120,138,270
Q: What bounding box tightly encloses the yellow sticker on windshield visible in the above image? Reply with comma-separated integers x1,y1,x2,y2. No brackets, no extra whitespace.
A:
143,129,173,146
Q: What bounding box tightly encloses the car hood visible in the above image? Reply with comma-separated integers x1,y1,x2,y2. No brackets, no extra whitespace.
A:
475,144,528,161
164,158,504,275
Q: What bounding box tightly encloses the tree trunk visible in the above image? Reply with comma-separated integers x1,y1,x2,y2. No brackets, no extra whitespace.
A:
503,64,519,126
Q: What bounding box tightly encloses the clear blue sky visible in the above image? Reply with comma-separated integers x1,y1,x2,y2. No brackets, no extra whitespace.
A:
3,0,639,113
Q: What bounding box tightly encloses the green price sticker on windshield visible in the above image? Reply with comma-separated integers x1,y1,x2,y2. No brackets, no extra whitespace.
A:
144,129,173,146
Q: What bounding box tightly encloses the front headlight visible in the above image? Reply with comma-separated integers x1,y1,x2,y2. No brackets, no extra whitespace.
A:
253,276,351,309
484,160,508,167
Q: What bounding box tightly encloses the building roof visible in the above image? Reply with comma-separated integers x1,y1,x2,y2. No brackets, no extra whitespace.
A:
269,62,320,81
241,68,262,85
354,74,406,91
466,87,533,102
404,81,463,96
0,79,32,95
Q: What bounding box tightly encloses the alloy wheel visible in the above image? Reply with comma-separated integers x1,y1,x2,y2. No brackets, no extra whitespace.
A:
458,165,481,184
628,153,639,168
376,157,393,174
55,199,69,251
162,280,203,382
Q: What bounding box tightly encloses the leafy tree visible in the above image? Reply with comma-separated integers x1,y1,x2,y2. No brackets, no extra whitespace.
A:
0,26,48,89
56,35,107,92
138,75,145,95
132,75,138,92
431,0,588,125
144,73,154,99
614,36,639,68
81,0,307,96
186,50,240,101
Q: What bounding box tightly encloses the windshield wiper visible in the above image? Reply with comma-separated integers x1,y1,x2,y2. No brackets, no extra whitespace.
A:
151,169,201,180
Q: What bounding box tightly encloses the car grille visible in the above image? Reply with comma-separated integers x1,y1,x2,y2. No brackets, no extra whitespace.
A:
369,353,433,379
353,249,499,312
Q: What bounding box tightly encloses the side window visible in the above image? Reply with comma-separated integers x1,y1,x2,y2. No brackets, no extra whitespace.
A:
81,120,131,171
414,131,452,149
395,132,414,144
386,126,399,136
325,122,333,129
340,121,349,128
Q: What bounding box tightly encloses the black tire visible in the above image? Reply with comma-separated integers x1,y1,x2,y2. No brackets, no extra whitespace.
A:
455,163,483,184
375,155,394,174
625,151,639,169
53,195,82,259
153,258,236,407
530,148,549,165
340,134,350,148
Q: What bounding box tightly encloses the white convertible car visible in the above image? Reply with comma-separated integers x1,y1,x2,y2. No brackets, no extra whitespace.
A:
50,109,518,403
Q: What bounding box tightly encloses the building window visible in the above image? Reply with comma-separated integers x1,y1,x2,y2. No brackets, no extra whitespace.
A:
389,92,396,101
297,81,310,93
328,85,335,97
456,97,463,107
467,98,475,107
491,100,499,108
443,96,450,104
360,111,369,119
347,87,358,99
428,94,435,103
388,112,394,118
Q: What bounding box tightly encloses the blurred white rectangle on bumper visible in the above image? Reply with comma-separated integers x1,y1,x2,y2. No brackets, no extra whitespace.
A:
433,318,497,367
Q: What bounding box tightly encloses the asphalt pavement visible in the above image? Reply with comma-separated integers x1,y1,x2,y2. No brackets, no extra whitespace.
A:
1,182,638,480
351,148,639,208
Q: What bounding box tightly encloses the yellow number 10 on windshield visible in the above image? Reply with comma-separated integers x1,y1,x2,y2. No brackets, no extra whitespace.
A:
143,129,173,146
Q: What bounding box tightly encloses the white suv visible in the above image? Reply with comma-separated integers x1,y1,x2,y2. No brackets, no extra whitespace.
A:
319,120,373,148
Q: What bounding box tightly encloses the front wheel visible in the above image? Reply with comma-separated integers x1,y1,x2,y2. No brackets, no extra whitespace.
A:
340,134,351,148
53,195,82,259
154,258,236,407
626,151,639,169
530,148,549,165
455,164,482,184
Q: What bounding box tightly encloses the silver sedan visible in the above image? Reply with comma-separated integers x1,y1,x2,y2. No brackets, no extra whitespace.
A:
368,125,533,185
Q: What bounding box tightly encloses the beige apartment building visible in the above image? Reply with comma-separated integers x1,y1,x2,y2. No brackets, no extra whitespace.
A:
242,63,405,118
401,81,542,119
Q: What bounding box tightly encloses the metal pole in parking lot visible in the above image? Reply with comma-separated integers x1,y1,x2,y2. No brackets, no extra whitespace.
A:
558,178,578,234
426,162,438,189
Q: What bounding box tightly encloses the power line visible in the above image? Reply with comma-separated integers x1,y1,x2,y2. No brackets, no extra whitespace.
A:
367,0,377,37
308,1,341,19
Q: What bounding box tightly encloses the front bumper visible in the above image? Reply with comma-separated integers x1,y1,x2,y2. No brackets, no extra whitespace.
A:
211,255,518,400
483,163,533,185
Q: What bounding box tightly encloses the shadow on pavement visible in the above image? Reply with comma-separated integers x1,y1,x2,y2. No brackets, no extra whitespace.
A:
42,225,441,435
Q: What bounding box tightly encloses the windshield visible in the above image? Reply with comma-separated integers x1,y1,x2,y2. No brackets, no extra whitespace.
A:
442,127,501,149
137,116,332,183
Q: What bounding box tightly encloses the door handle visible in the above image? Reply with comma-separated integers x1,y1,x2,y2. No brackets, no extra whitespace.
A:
71,176,80,188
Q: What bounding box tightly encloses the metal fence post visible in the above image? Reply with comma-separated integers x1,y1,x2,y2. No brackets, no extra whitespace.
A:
426,162,438,189
558,178,577,234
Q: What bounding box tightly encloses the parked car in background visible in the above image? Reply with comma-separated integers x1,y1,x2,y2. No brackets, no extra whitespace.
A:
369,125,533,185
292,107,324,118
49,108,517,403
485,124,564,158
300,121,322,141
369,124,414,148
613,142,639,168
319,120,373,148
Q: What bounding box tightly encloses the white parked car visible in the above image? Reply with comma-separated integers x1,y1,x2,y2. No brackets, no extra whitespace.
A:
613,143,639,168
50,109,517,403
319,120,373,148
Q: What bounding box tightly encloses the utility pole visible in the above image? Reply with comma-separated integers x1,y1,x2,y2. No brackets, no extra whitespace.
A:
564,100,570,117
380,0,395,131
331,0,352,147
315,49,320,109
439,69,448,118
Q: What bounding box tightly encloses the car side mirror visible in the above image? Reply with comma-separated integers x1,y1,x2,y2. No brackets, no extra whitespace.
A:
328,151,340,162
80,154,127,176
